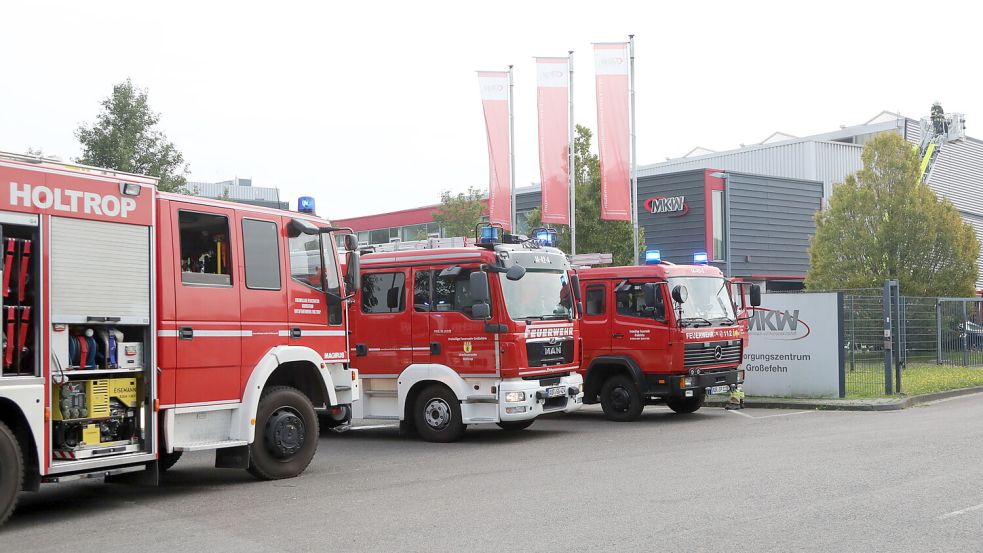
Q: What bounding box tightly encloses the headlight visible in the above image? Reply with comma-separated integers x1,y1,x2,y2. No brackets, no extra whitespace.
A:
683,377,696,387
505,391,525,403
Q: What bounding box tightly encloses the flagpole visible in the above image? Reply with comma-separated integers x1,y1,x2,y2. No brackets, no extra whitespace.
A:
628,35,638,265
568,51,576,256
508,65,516,232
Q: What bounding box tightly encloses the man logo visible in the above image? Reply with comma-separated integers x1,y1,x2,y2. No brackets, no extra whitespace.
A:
463,341,472,354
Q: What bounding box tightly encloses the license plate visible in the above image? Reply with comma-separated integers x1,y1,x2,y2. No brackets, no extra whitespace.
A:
706,385,730,395
546,386,566,398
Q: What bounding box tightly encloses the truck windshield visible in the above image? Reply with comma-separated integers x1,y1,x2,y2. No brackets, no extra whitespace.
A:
499,271,574,321
668,276,736,326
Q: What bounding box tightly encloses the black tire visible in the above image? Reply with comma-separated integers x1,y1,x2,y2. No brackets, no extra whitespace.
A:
248,386,319,480
413,384,466,443
600,374,644,422
667,393,706,414
158,450,183,472
496,419,534,431
0,421,24,527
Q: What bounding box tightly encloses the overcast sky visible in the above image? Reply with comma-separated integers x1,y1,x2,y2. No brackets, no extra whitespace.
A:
2,0,980,220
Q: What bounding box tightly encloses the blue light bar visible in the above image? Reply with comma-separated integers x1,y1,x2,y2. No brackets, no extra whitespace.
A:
644,249,662,264
693,251,709,265
298,196,316,214
479,226,500,244
533,228,557,247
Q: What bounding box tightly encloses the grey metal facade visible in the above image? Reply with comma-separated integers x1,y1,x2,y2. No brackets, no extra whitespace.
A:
726,173,822,278
635,170,707,265
187,179,288,210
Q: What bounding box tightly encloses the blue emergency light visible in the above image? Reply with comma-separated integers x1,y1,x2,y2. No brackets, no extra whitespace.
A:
532,227,557,247
644,249,662,264
693,251,709,265
478,226,500,245
298,196,316,214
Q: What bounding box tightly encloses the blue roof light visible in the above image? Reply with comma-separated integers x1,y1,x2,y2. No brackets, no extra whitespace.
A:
298,196,316,214
693,251,709,265
644,250,662,264
478,226,500,244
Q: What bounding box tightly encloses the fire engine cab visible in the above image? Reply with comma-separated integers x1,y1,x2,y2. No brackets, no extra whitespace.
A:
348,228,584,442
576,252,760,421
0,152,359,526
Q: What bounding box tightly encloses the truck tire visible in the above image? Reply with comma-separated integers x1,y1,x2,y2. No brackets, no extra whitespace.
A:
496,420,534,431
600,375,644,422
667,393,706,414
0,420,24,527
248,386,319,480
158,451,183,472
414,384,466,443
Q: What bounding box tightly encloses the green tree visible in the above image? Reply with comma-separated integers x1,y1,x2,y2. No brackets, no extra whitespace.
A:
76,79,188,192
806,132,979,296
432,186,485,238
526,124,643,265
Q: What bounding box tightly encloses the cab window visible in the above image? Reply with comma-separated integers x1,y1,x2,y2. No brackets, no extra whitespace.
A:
615,282,666,322
585,285,606,316
179,211,233,286
362,272,406,314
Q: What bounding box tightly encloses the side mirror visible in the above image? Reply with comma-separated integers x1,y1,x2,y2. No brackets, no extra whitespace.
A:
386,286,401,310
505,264,526,281
469,271,490,303
750,284,762,307
345,252,361,292
344,233,358,252
471,303,491,320
671,285,689,304
642,283,659,309
570,274,582,302
289,218,319,237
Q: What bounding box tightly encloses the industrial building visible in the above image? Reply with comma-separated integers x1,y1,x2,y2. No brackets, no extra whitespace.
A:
186,177,288,210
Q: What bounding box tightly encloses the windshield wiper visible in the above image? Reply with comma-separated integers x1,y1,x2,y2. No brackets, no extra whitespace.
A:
542,313,572,321
679,317,713,327
712,316,736,325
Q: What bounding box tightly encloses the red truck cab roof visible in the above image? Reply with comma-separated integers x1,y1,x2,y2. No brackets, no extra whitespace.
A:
578,263,725,281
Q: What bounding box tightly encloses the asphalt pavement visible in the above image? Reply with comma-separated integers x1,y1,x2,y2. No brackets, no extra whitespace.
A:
5,394,983,552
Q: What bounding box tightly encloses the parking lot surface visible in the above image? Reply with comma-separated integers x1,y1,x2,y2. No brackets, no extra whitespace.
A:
5,397,983,552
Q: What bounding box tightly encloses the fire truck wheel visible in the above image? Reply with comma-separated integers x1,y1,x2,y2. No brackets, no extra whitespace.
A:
600,375,644,422
667,393,706,414
0,421,24,527
248,386,319,480
414,385,466,443
496,420,534,431
158,451,183,472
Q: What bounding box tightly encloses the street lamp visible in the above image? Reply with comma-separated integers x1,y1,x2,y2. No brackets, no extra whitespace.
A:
709,171,731,277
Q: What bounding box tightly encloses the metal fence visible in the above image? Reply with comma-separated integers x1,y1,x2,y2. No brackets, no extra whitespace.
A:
834,284,983,397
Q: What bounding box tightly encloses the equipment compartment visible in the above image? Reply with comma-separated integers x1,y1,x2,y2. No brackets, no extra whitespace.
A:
0,221,38,377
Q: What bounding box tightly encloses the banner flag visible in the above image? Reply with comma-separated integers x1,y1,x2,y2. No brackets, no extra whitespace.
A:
478,71,512,229
593,43,631,221
535,57,570,225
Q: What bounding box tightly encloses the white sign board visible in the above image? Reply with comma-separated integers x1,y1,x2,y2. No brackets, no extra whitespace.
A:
742,293,840,398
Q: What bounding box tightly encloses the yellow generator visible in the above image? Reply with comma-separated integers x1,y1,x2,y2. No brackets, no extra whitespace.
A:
52,378,140,452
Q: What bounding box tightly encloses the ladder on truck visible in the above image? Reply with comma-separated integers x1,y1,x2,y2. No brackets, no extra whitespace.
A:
918,112,966,183
362,236,470,252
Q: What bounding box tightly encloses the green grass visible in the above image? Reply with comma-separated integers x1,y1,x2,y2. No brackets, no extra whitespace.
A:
845,362,983,398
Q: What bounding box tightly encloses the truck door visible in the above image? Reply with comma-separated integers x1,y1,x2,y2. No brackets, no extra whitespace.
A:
353,269,412,375
284,223,347,362
581,282,611,362
238,215,287,378
410,267,432,364
426,265,498,376
611,281,670,371
171,205,242,404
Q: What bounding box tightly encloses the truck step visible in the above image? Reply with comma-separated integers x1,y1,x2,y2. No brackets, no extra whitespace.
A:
173,439,248,452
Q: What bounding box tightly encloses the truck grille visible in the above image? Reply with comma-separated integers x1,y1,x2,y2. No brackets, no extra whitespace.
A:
526,339,574,367
684,340,742,368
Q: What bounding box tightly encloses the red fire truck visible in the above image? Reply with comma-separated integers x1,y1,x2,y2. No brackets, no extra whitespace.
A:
348,230,584,442
0,152,359,526
576,255,760,421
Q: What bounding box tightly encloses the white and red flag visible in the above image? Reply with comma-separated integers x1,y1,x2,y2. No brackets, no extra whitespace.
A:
593,43,631,221
477,71,512,229
535,57,570,225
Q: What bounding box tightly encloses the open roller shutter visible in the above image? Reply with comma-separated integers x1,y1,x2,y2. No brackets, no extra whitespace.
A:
50,217,151,324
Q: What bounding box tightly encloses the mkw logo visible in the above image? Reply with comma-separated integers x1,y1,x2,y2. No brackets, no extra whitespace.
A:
748,308,811,340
